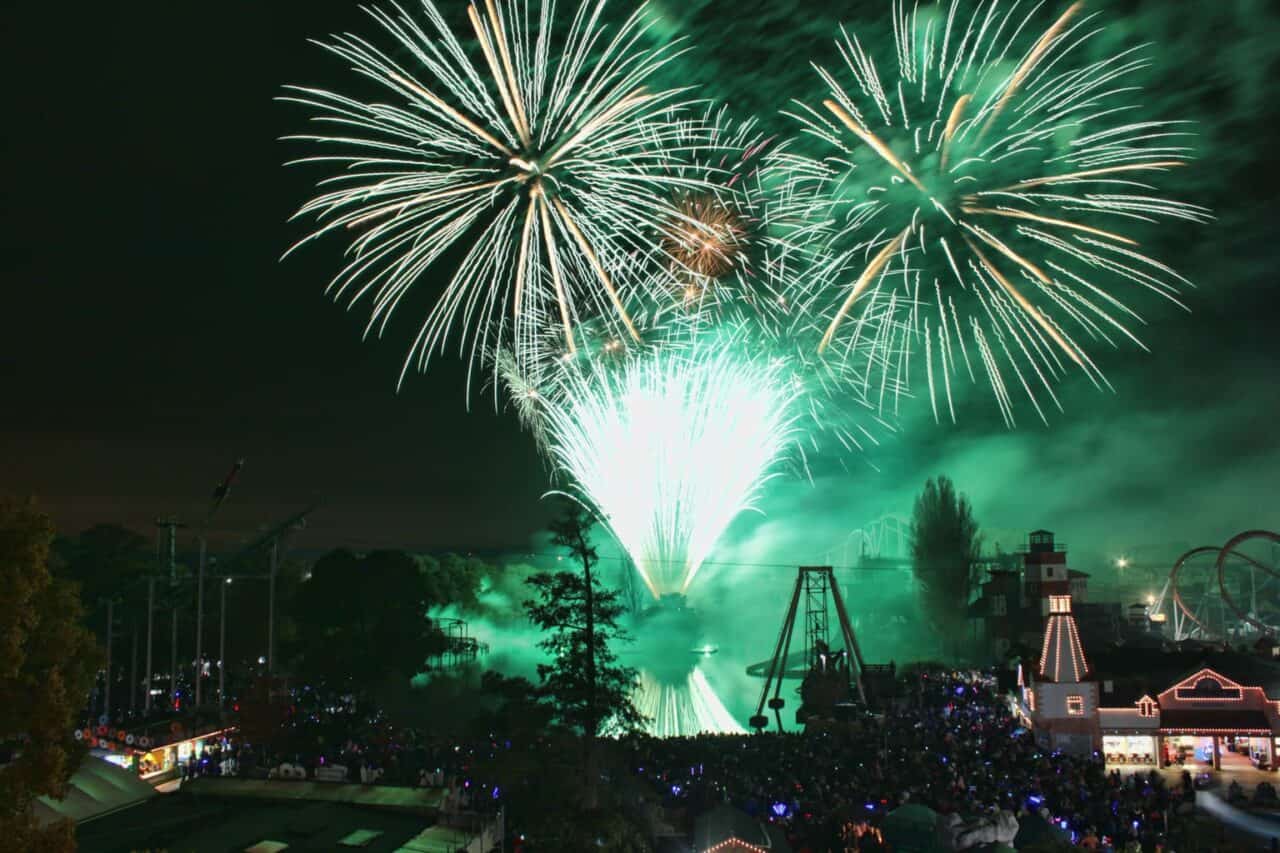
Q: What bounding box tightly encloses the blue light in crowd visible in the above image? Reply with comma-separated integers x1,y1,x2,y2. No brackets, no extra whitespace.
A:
1028,795,1044,808
771,802,789,818
864,803,876,812
671,784,682,796
492,787,501,800
955,686,965,696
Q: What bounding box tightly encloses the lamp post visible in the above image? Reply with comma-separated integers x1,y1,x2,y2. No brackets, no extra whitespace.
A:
195,535,206,706
219,576,230,709
195,458,244,709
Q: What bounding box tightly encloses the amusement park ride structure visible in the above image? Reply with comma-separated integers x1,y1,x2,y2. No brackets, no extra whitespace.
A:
835,513,911,567
750,566,868,731
1151,530,1280,641
424,617,490,671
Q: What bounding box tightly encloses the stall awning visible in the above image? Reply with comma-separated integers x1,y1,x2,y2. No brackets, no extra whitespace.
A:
34,755,156,826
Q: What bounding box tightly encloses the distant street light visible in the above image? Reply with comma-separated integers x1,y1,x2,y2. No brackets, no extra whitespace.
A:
1116,557,1130,569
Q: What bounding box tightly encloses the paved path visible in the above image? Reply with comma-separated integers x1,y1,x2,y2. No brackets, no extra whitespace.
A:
1196,790,1280,845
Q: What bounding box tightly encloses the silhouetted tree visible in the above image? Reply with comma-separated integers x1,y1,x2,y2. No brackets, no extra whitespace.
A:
0,498,100,852
53,524,153,716
909,476,982,655
524,501,641,807
55,524,151,610
291,549,443,692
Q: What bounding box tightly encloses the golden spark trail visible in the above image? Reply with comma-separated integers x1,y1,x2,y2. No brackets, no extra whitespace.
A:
823,100,926,193
818,227,910,354
964,234,1081,366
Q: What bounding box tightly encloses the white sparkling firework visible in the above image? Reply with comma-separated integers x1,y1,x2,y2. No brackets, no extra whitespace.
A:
775,0,1209,425
508,322,802,598
283,0,708,386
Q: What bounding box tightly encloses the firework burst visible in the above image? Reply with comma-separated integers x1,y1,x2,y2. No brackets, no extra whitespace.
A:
283,0,709,386
775,0,1209,425
642,112,903,455
655,110,777,318
506,320,802,598
664,192,749,283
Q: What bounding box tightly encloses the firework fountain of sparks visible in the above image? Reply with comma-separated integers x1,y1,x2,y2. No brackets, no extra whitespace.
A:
773,0,1209,426
633,666,745,737
507,322,803,599
282,0,709,387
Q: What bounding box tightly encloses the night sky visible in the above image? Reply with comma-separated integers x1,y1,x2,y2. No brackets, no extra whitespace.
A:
5,0,1280,564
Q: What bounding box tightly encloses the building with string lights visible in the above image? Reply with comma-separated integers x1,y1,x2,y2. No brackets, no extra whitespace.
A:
1010,531,1280,768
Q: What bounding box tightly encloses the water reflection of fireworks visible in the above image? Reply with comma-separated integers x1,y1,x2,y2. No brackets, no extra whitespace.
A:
633,665,744,737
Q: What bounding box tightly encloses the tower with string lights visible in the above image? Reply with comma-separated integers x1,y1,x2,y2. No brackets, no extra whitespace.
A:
1018,532,1100,753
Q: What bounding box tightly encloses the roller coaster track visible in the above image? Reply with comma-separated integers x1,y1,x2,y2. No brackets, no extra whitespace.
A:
1168,530,1280,639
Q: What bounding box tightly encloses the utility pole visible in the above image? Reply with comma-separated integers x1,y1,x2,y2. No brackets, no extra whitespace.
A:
103,598,114,720
155,518,186,709
130,617,138,713
268,540,278,674
171,604,178,709
144,577,155,712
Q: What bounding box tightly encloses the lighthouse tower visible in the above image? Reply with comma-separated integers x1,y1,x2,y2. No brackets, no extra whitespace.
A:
1018,527,1100,753
1026,591,1100,755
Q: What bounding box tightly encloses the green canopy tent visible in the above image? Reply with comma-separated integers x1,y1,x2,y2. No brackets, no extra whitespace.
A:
882,803,944,853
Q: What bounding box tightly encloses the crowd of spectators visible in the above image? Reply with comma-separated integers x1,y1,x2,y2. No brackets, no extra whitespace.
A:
102,668,1259,850
217,696,504,818
626,669,1226,851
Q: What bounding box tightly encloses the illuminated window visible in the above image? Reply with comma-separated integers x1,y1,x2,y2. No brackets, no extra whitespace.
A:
1067,695,1084,716
1138,696,1157,718
1049,595,1071,614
